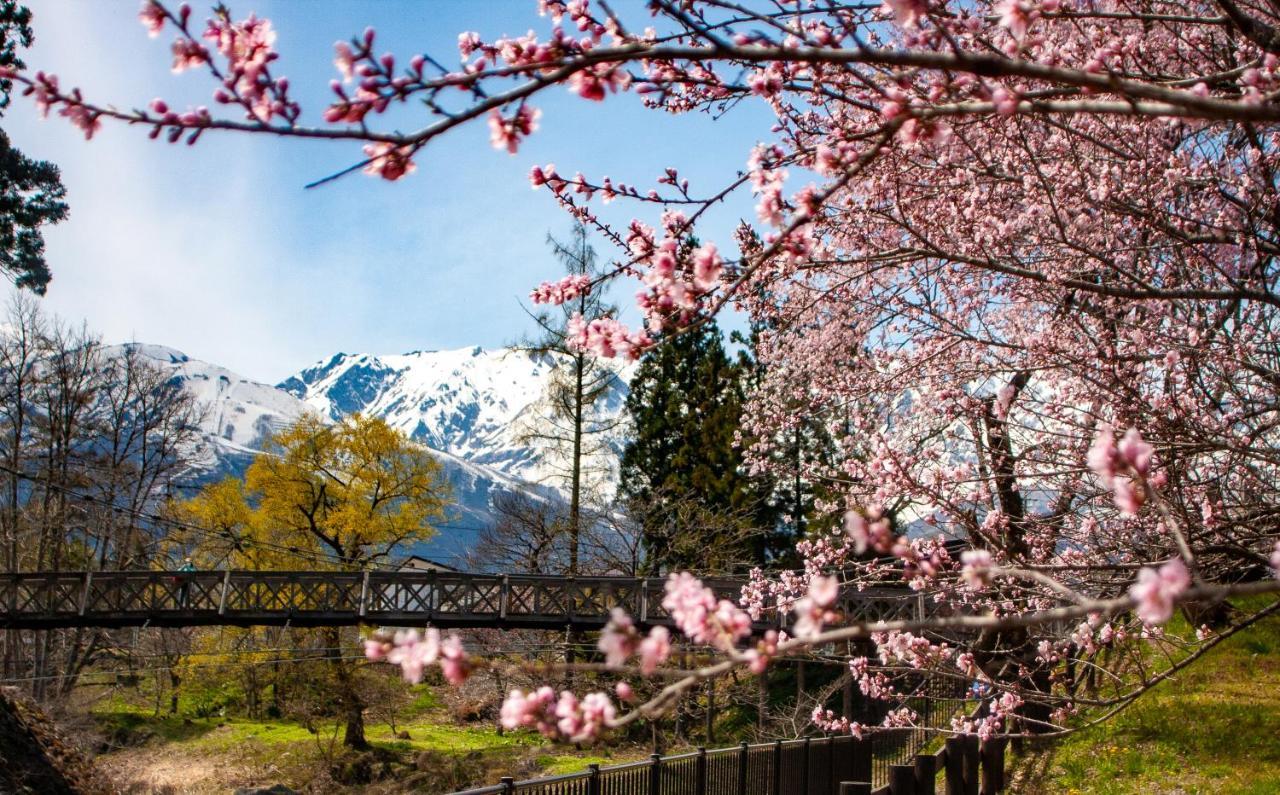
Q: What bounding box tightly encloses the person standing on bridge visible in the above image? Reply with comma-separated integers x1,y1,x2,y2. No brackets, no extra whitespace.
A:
177,558,196,609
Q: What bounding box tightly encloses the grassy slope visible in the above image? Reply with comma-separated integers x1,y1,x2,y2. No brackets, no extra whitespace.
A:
1020,598,1280,794
89,683,654,792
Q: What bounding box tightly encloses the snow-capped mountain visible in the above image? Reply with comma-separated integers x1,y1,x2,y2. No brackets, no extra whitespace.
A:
113,343,310,481
278,347,631,486
123,343,633,564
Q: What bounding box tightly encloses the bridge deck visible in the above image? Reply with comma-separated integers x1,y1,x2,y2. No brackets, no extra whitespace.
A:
0,570,920,631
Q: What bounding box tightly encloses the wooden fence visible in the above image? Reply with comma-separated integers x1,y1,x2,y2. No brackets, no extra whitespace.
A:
451,733,1007,795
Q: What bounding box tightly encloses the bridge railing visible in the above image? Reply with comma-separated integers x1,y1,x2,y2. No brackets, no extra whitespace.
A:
0,570,922,630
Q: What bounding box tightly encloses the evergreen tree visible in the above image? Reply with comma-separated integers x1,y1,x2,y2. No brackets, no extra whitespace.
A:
0,3,67,294
619,320,777,574
515,223,626,574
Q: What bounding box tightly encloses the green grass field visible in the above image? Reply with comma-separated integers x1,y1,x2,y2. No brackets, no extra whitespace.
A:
1020,597,1280,794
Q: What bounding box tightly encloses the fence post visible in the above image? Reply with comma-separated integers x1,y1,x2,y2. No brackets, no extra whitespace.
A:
979,738,1005,794
588,763,601,795
827,738,836,795
962,736,980,795
944,738,965,794
501,777,514,795
649,752,662,795
852,737,872,785
696,747,708,795
772,740,783,795
499,574,510,621
913,753,936,795
885,762,916,793
738,741,749,795
802,737,812,795
889,764,916,795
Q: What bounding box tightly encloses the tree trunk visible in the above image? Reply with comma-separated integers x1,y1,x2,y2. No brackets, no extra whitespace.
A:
323,628,368,749
569,352,585,575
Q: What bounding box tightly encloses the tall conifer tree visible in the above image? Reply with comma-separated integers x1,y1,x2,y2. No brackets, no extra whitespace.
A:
619,320,777,573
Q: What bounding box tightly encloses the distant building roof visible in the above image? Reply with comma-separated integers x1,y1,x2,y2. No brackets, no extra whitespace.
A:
398,555,460,573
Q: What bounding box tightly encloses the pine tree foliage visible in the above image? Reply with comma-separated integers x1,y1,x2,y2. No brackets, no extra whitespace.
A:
514,224,627,573
619,320,778,574
0,3,66,294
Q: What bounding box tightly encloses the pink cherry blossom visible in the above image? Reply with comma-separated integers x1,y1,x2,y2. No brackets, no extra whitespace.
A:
171,38,210,73
362,142,417,180
138,1,167,37
882,0,927,29
333,41,356,82
531,274,592,305
439,633,470,685
58,101,101,140
1129,559,1191,626
638,626,671,674
994,0,1034,41
567,63,630,101
960,549,994,590
691,243,723,292
792,575,839,638
597,607,639,666
488,104,541,154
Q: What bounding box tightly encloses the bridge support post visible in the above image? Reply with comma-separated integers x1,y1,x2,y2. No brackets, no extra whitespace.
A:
358,571,370,619
78,572,91,617
217,570,231,616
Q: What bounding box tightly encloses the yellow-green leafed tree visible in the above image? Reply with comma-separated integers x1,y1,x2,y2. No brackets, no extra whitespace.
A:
176,413,449,571
173,413,451,748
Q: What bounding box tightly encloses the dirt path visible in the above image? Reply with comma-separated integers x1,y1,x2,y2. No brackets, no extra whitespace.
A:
101,743,285,794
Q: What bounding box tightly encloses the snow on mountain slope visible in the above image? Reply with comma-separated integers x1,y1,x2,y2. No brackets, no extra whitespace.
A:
278,346,632,490
114,344,307,455
117,344,633,564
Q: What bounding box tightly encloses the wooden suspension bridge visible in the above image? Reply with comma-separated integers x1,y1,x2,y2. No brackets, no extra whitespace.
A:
0,570,922,631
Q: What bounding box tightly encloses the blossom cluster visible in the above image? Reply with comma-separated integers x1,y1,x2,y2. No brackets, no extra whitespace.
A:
499,686,618,743
1128,559,1191,626
530,274,591,305
597,607,672,674
364,628,470,685
1087,426,1154,516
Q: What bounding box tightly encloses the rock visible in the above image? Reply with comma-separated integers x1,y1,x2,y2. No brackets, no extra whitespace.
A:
396,730,411,739
233,786,297,795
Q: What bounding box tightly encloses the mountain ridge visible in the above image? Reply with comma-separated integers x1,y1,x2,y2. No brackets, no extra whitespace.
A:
118,342,631,564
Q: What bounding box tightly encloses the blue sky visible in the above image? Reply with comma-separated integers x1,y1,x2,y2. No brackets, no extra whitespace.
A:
4,0,768,383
